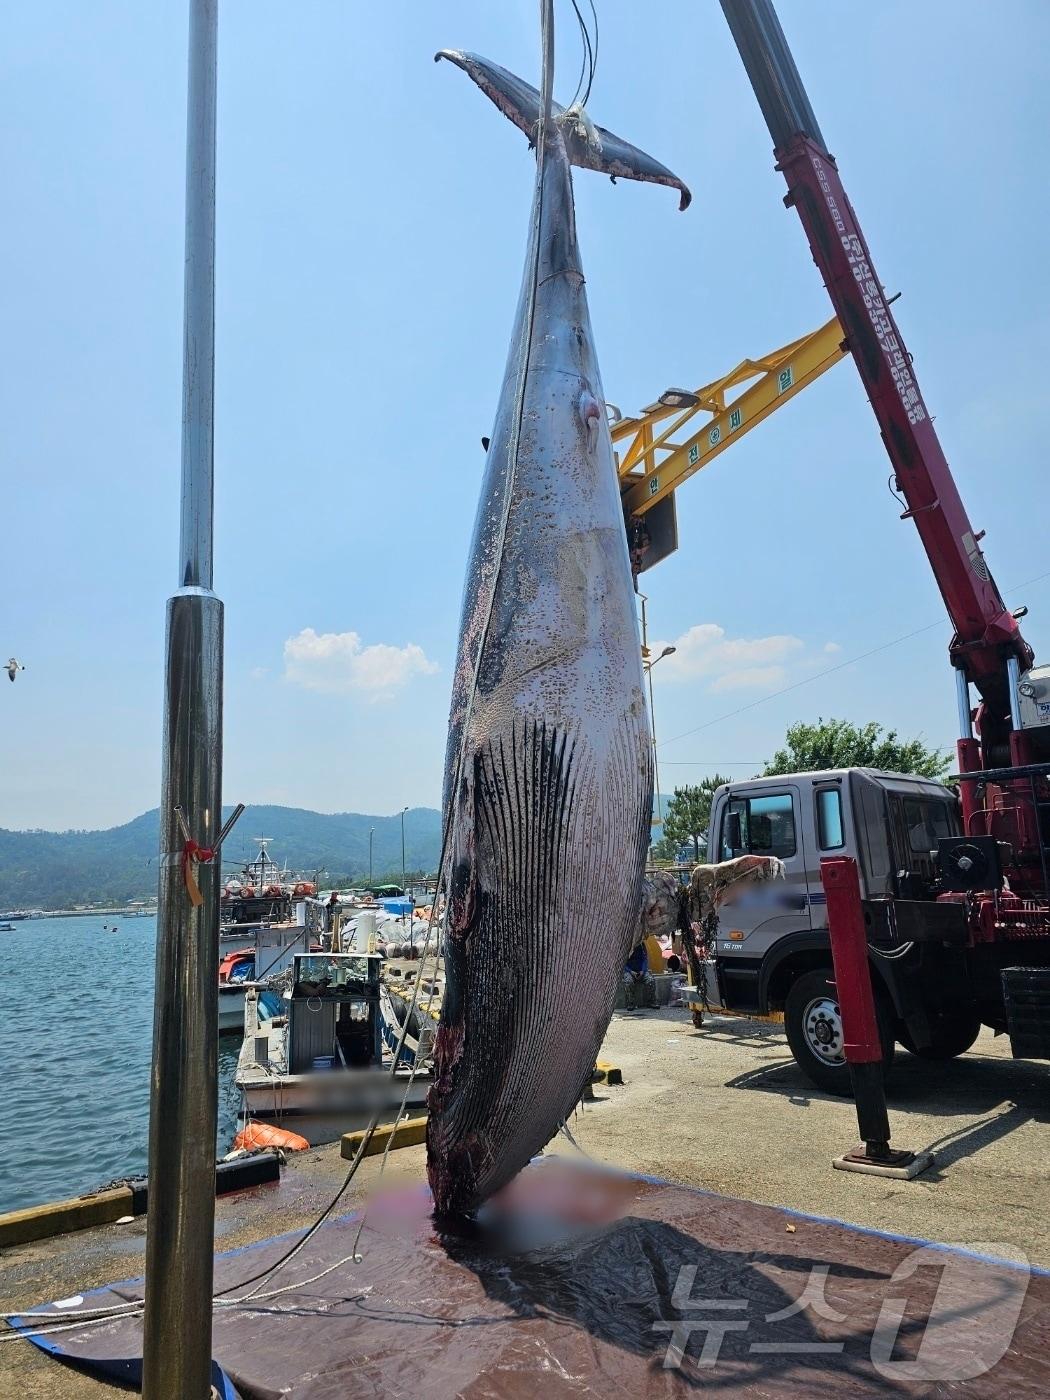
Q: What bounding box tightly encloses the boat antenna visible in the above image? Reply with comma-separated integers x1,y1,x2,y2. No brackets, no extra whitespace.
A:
142,3,232,1397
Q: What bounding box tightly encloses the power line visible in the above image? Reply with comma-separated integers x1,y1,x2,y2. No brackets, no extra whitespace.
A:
657,619,943,748
656,569,1050,751
661,759,764,766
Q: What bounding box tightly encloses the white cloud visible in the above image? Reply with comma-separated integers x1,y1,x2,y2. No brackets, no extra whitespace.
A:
283,628,438,700
249,666,269,681
823,641,842,654
652,623,804,693
708,665,789,693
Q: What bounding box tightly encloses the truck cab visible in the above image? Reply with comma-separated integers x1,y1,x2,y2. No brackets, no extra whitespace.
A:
706,768,968,1092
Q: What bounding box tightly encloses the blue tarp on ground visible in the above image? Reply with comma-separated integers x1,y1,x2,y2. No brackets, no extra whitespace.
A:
7,1159,1050,1398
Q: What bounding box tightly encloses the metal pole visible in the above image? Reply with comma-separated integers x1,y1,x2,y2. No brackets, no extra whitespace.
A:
646,661,663,827
637,593,664,835
955,667,974,739
143,4,221,1398
954,668,981,831
401,807,407,889
179,0,217,593
1006,655,1024,732
369,827,375,885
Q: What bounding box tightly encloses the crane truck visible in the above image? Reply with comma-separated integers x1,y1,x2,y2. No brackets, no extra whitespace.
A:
664,0,1050,1092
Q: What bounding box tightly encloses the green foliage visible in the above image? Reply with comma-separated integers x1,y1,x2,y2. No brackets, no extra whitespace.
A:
659,777,731,863
648,834,679,865
763,718,949,780
0,805,443,910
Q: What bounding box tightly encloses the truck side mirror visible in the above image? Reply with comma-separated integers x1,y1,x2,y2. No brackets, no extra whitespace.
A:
725,811,742,851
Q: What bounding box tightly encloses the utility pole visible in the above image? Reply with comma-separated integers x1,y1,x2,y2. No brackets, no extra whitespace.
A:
400,806,408,891
369,827,375,885
143,4,223,1397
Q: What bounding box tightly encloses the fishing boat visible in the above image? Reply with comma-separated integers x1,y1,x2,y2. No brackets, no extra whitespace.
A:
220,837,317,948
236,952,430,1145
217,920,315,1035
379,977,439,1066
0,922,15,933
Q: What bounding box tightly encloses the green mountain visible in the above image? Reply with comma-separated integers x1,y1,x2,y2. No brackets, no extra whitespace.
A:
0,804,443,911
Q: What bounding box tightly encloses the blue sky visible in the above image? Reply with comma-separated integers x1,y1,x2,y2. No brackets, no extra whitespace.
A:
2,0,1048,831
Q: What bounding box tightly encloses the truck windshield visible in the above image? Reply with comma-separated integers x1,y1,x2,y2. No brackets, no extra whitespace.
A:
721,792,797,860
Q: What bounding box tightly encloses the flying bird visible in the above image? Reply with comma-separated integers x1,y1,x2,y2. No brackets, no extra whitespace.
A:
6,658,23,683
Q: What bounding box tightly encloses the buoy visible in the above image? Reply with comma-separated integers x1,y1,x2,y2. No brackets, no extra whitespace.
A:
233,1122,309,1153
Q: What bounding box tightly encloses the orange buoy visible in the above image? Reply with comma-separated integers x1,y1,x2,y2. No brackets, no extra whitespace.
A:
233,1122,309,1153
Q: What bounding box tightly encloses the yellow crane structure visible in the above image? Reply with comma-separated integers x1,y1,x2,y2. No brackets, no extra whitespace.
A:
615,315,846,575
617,314,847,828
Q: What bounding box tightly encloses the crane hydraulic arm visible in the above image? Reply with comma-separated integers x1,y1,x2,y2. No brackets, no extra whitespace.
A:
719,0,1033,770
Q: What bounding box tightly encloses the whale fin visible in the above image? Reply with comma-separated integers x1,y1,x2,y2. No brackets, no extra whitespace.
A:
436,49,691,211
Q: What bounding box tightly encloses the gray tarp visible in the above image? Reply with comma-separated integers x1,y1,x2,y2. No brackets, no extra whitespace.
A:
11,1158,1050,1397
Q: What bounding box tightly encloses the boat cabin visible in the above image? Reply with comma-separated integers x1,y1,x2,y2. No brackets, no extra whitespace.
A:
287,952,383,1074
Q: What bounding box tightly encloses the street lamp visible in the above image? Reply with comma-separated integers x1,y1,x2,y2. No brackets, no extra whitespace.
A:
368,827,375,886
400,807,409,892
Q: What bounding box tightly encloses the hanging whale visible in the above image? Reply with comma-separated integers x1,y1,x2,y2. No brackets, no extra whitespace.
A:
427,34,689,1218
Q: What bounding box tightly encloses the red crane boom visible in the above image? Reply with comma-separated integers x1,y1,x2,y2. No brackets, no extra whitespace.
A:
719,1,1032,729
720,0,1046,883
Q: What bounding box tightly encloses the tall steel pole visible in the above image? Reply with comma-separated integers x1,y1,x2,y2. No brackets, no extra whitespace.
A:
143,4,222,1397
401,806,408,889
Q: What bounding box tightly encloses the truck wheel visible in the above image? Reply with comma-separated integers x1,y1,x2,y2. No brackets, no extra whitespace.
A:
899,1010,982,1060
784,968,894,1097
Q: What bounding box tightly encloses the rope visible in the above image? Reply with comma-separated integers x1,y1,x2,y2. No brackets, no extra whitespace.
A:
181,838,215,908
568,0,598,110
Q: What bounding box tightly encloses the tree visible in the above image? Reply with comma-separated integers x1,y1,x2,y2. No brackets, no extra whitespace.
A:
659,777,731,863
763,718,949,780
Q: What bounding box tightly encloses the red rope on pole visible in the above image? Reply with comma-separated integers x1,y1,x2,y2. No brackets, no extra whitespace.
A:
181,839,215,908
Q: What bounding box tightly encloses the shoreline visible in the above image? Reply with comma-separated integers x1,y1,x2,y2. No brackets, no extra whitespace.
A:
2,909,157,920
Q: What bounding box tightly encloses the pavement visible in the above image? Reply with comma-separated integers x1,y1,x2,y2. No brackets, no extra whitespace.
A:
575,1009,1050,1268
2,1010,1047,1396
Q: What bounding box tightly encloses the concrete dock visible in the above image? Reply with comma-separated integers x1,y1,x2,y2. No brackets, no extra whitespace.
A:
2,1007,1047,1396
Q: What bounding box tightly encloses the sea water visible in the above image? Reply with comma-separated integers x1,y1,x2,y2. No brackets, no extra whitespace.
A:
0,914,241,1213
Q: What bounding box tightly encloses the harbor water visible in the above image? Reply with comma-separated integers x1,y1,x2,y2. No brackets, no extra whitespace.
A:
0,914,241,1214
